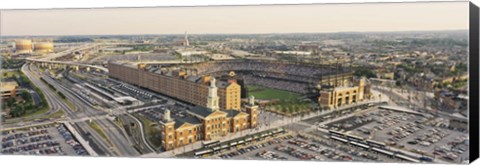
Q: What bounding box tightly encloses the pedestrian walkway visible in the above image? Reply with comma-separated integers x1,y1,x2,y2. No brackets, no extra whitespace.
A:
64,122,98,156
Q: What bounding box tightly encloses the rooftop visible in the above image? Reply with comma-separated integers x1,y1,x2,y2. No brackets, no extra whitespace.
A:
174,115,203,129
1,81,19,92
188,106,214,118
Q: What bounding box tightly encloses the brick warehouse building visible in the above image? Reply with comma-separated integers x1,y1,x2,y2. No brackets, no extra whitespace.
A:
159,79,258,151
108,62,241,110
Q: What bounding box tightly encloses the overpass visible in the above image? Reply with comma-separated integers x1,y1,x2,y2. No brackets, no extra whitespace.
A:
26,58,108,72
42,43,100,61
25,41,173,73
26,43,108,72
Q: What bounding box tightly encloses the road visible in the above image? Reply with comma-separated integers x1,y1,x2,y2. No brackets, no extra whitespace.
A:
1,64,62,126
118,114,156,154
372,86,459,119
4,64,139,156
25,43,108,72
35,65,140,156
18,64,115,155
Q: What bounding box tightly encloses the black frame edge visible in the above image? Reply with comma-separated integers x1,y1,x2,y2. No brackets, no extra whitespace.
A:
469,1,479,164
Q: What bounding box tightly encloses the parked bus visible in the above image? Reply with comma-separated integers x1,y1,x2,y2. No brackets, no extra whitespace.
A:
194,149,213,157
202,140,220,148
367,139,386,149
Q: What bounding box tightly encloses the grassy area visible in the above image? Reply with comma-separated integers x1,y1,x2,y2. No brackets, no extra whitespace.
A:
451,79,468,89
22,106,50,118
25,110,65,122
135,115,162,149
44,110,65,119
61,97,75,110
267,100,312,116
1,58,24,69
246,85,301,100
1,106,50,124
245,85,313,116
2,70,50,119
88,120,112,146
2,71,20,78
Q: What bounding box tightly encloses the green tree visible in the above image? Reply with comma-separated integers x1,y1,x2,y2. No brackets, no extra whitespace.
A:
354,68,377,78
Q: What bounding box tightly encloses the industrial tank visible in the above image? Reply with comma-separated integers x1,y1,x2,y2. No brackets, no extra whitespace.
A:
33,42,54,53
14,40,33,53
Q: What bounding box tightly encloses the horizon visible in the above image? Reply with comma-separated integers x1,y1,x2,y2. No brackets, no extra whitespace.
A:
1,29,470,38
1,2,468,36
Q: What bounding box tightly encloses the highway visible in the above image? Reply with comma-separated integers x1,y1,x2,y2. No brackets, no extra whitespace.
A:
18,64,115,155
15,63,140,156
13,42,146,156
35,65,140,156
25,43,108,72
1,64,63,127
37,43,99,61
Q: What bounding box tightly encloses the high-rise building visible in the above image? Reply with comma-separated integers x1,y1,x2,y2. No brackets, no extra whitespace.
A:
183,31,189,46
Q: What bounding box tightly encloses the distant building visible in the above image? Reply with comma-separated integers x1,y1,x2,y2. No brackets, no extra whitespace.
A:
298,44,320,53
376,72,395,80
274,51,312,56
175,49,207,56
370,78,396,87
448,115,468,131
208,54,235,60
434,90,468,113
1,80,19,99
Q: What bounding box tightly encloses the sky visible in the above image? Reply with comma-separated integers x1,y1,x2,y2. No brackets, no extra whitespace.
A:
0,1,469,36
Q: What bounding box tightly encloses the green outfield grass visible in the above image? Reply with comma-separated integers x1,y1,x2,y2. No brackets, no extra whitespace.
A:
246,85,301,100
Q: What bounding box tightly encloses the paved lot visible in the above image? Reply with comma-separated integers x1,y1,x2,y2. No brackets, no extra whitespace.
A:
210,133,388,162
1,123,88,156
324,108,469,163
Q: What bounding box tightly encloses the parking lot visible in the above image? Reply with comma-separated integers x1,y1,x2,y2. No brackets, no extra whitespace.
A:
303,105,378,133
324,113,375,132
1,123,89,156
317,107,469,163
135,104,192,122
211,132,387,162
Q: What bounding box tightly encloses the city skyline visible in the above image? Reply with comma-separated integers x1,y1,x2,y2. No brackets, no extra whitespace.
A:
1,2,468,36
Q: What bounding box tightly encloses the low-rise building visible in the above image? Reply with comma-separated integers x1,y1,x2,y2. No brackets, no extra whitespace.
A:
318,77,370,109
159,80,258,151
434,90,468,113
175,49,208,56
449,114,468,131
1,80,19,99
376,72,395,80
